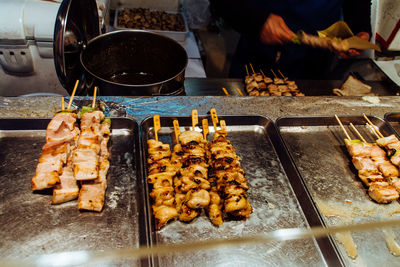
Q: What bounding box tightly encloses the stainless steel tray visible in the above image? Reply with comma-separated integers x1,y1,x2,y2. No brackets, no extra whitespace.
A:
385,113,400,136
141,115,340,266
0,118,149,266
277,116,400,266
114,8,189,42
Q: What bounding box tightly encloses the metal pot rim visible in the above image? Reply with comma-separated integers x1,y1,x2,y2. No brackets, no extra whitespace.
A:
80,29,188,88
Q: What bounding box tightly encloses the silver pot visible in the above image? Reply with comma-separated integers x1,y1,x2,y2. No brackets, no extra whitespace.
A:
80,30,188,96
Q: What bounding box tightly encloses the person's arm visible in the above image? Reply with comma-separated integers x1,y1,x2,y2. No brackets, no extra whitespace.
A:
210,0,295,44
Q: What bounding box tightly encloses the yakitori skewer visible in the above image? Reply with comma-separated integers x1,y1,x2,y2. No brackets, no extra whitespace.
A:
236,88,244,96
61,97,65,111
153,115,160,142
278,69,287,80
77,91,111,211
363,114,384,138
349,123,368,144
334,114,351,140
210,108,219,132
249,63,256,75
202,119,209,139
209,114,252,220
245,65,249,76
146,115,178,228
92,86,98,108
336,116,399,203
192,109,198,131
270,69,278,79
222,87,230,96
173,119,180,143
67,80,79,110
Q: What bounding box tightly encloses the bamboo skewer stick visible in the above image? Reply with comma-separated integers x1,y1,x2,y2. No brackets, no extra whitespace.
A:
210,108,219,132
192,110,198,131
220,120,227,133
278,69,287,80
236,88,244,96
270,69,278,79
245,65,249,76
153,115,160,142
249,63,256,75
334,114,351,140
173,119,180,142
67,80,79,110
61,97,65,111
222,87,230,96
349,123,368,143
260,69,266,78
363,114,384,138
202,119,209,140
366,123,380,139
92,86,98,108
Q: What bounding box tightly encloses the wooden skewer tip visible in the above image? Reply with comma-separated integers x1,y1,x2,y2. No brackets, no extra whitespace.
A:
334,114,351,140
349,123,367,143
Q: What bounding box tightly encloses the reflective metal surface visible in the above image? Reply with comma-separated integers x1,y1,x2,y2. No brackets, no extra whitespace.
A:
140,115,336,266
53,0,100,93
277,116,400,266
0,118,149,266
81,30,187,96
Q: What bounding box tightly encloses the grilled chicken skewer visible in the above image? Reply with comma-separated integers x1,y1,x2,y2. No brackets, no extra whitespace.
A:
345,138,399,203
244,70,303,96
146,115,178,229
210,125,252,218
172,114,211,222
335,116,399,203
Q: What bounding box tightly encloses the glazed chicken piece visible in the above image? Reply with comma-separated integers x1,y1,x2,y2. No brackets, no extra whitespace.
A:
210,130,252,219
146,139,178,228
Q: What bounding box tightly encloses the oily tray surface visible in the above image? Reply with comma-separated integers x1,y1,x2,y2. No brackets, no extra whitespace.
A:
277,116,400,266
141,115,329,267
0,118,147,264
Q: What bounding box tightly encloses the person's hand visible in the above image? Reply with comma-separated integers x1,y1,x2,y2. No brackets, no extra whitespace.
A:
260,13,295,45
338,32,370,58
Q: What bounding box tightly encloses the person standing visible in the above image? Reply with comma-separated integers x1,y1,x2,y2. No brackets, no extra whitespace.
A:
211,0,371,79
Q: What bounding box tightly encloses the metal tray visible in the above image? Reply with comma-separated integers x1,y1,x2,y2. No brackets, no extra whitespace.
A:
0,118,149,266
141,115,340,266
277,116,400,266
385,112,400,135
114,8,188,42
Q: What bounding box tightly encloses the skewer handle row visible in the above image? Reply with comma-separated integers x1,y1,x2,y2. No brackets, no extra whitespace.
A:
153,115,161,142
202,119,209,139
192,109,198,131
173,119,180,142
210,108,219,132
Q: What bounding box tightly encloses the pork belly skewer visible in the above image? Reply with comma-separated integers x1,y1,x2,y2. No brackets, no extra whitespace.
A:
52,94,81,204
147,115,178,229
31,82,80,192
77,87,112,211
209,110,252,218
335,115,399,203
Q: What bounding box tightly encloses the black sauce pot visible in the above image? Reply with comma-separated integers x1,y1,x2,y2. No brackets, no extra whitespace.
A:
80,30,188,96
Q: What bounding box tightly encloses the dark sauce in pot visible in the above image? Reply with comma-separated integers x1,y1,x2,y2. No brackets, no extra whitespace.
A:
108,71,163,85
